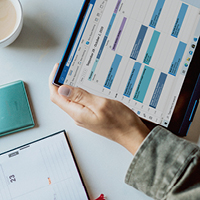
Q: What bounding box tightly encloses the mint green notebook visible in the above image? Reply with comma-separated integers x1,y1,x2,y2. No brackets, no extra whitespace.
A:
0,80,35,136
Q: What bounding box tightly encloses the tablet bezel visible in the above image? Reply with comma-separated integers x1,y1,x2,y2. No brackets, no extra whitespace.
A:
53,0,91,86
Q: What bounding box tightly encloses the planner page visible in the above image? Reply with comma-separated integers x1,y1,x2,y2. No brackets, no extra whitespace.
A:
0,131,89,200
59,0,200,127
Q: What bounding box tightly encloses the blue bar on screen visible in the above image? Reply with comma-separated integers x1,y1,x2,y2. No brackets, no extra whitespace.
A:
90,0,96,5
88,58,99,81
97,36,108,59
149,72,167,108
124,62,141,97
143,30,160,65
106,14,116,36
104,54,123,89
181,0,200,8
130,25,148,60
149,0,166,28
171,3,188,38
133,66,154,103
169,41,187,76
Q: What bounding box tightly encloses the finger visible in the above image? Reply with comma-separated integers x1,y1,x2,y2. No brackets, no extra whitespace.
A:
49,63,99,123
58,85,103,109
49,63,60,103
49,63,59,89
54,90,97,125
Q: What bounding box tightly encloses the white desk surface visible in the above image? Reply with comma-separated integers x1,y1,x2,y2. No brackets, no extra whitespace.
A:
0,0,200,199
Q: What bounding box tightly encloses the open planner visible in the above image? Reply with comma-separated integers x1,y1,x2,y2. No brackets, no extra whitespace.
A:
53,0,200,136
0,131,89,200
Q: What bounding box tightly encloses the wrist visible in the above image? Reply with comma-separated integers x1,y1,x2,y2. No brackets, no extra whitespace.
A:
116,124,150,155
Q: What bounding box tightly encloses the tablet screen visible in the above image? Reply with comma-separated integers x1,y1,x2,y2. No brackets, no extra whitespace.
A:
54,0,200,134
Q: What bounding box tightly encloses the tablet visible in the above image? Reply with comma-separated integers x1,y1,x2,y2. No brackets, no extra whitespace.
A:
53,0,200,136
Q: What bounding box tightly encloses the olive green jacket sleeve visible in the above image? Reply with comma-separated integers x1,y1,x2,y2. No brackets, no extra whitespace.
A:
125,126,200,200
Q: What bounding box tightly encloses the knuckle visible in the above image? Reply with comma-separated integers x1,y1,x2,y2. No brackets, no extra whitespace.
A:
73,90,84,103
98,98,110,111
98,98,122,116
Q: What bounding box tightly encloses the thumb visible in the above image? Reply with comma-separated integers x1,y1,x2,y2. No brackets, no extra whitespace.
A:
58,85,98,108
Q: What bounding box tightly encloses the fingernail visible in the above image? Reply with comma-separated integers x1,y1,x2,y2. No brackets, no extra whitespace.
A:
58,86,71,97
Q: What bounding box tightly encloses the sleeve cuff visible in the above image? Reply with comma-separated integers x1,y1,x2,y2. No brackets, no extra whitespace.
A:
125,126,199,199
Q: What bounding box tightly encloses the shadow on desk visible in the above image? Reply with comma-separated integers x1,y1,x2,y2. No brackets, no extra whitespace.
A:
9,16,59,50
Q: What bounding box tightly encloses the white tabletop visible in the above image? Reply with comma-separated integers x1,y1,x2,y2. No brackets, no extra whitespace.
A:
0,0,200,199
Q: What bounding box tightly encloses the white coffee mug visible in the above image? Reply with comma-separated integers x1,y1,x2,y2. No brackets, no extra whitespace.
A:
0,0,23,48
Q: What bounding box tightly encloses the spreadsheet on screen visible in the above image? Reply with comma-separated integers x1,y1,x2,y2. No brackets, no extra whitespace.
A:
59,0,200,127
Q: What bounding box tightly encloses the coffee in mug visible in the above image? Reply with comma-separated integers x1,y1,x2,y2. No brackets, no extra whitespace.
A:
0,0,17,40
0,0,23,47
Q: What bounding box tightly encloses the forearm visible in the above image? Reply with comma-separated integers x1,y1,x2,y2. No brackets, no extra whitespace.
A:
125,126,200,200
115,121,150,155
